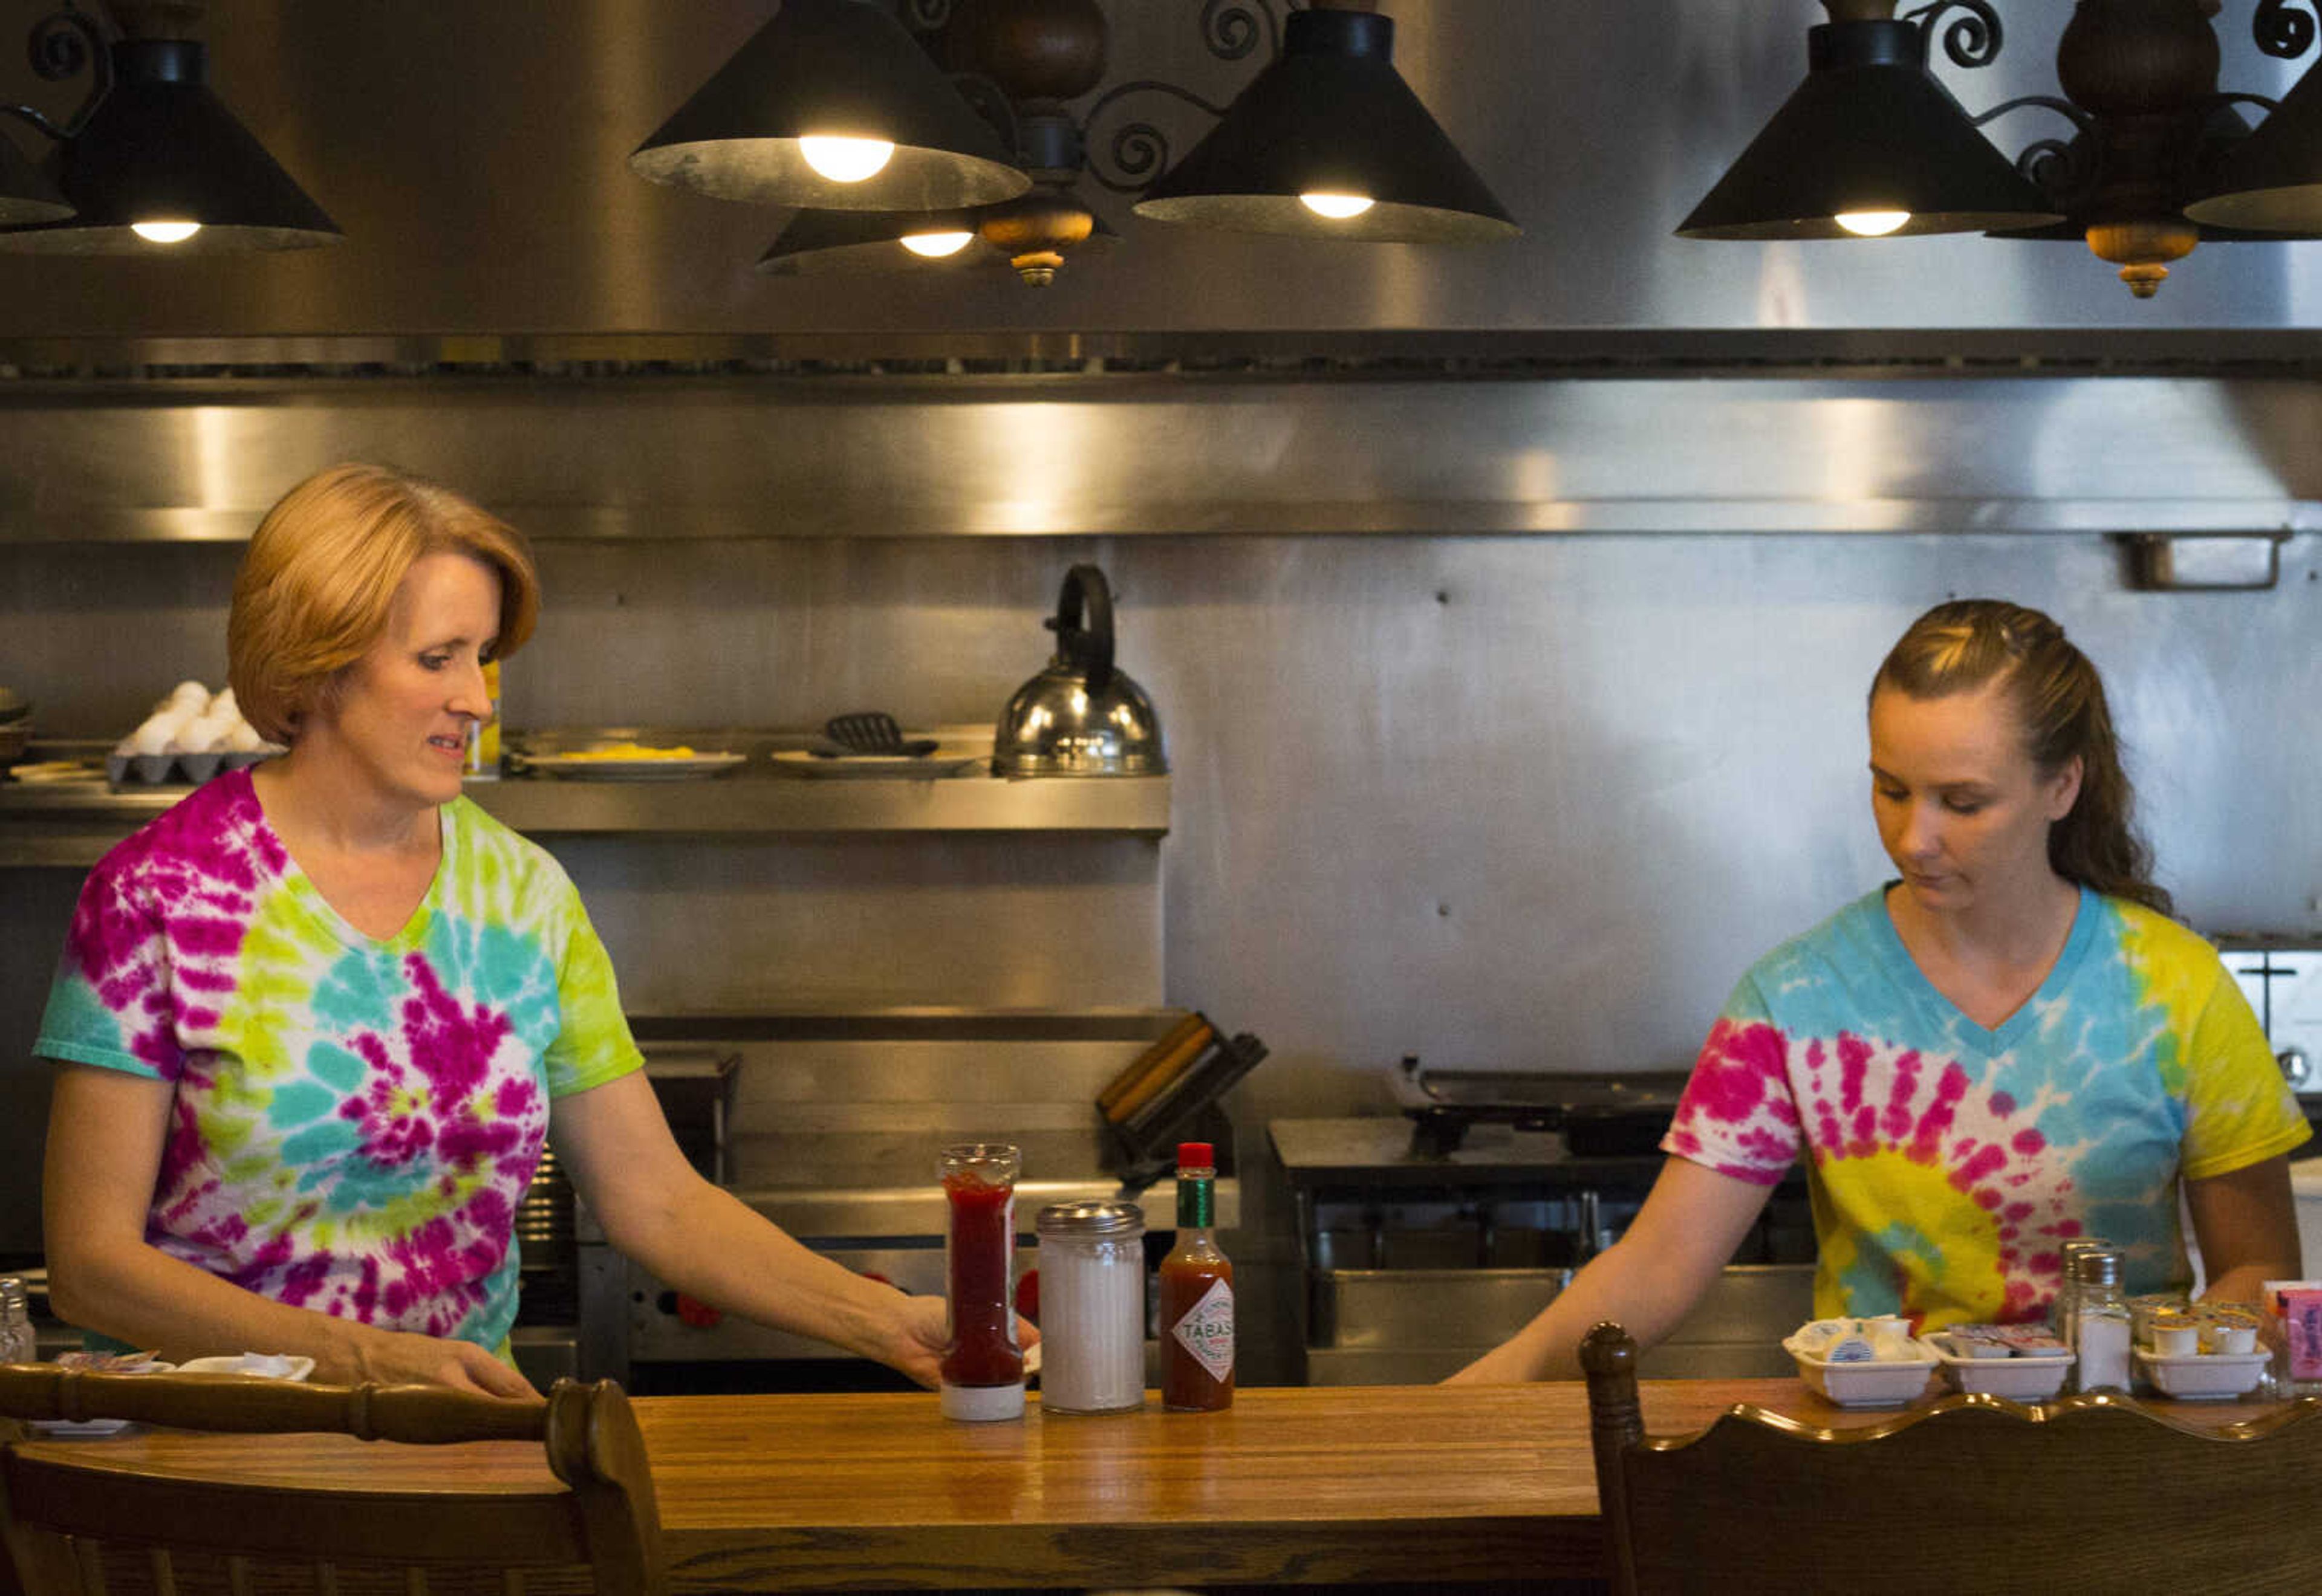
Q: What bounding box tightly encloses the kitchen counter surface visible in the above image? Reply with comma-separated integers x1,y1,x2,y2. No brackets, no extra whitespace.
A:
10,1379,2292,1591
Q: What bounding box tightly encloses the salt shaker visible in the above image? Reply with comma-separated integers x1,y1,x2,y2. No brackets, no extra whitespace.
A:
2071,1249,2133,1395
1035,1201,1147,1415
0,1276,35,1365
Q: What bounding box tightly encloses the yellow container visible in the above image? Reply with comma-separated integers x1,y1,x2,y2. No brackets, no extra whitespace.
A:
466,660,502,779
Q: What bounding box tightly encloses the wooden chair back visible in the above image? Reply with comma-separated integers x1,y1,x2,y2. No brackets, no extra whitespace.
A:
0,1366,663,1596
1580,1321,2322,1596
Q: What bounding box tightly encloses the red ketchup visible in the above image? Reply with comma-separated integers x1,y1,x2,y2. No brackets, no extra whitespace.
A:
939,1143,1026,1421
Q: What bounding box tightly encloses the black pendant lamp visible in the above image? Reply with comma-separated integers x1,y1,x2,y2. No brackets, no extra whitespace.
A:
1131,6,1517,244
0,136,71,225
631,0,1030,212
1677,10,2058,239
756,190,1117,281
0,35,338,253
2187,59,2322,232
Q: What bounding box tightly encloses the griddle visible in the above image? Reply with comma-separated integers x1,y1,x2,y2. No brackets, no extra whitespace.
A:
1395,1056,1694,1159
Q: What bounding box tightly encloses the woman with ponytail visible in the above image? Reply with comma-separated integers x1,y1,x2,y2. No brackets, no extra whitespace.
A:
1455,599,2304,1382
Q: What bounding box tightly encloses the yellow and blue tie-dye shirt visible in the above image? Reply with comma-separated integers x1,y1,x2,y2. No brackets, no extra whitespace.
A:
1663,884,2307,1330
35,768,643,1355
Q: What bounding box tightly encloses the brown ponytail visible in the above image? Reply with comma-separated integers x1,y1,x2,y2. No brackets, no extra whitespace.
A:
1870,599,2172,919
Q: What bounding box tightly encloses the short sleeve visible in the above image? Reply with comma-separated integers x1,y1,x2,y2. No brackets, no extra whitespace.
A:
2177,964,2310,1180
34,870,178,1082
541,888,645,1098
1660,972,1804,1185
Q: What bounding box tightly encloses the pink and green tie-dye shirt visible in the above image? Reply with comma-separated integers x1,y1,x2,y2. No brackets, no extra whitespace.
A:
1663,885,2307,1330
35,767,642,1355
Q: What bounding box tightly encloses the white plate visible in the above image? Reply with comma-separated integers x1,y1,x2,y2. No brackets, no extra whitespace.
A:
1925,1333,2075,1400
518,751,746,781
2135,1346,2269,1400
768,749,983,779
175,1353,315,1381
1784,1335,1941,1407
30,1359,176,1436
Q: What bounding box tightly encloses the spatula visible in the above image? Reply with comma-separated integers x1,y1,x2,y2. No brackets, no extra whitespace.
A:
821,712,938,757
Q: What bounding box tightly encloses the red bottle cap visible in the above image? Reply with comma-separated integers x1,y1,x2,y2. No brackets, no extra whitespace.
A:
1177,1141,1215,1169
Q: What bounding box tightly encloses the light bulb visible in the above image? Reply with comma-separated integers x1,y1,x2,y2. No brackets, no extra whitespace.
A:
1299,192,1375,220
900,230,974,259
131,220,201,244
1835,210,1910,238
799,137,895,184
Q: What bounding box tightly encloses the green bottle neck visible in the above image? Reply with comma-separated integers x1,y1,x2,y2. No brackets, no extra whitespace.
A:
1176,1172,1214,1228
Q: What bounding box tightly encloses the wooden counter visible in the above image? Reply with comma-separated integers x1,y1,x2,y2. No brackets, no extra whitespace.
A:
8,1380,2283,1591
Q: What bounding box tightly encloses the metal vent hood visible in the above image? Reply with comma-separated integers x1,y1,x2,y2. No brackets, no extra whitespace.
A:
3,0,2322,364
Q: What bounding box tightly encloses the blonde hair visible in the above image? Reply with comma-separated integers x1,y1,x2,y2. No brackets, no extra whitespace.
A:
229,464,539,744
1872,598,2170,918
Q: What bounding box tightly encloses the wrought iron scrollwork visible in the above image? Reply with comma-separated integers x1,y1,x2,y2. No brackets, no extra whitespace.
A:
1202,0,1281,63
2253,0,2318,59
8,1,111,142
1972,95,2096,206
1081,78,1235,193
1902,0,2003,68
903,0,954,34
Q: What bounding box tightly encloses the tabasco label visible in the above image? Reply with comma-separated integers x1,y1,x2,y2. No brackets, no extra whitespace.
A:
1170,1276,1235,1382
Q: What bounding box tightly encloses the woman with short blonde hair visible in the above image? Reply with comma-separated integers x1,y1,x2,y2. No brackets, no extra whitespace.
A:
39,462,968,1398
228,462,539,745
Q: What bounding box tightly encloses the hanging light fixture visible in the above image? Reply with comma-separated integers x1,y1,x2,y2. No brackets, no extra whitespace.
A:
1677,1,2057,238
0,1,339,254
631,0,1030,212
1686,0,2322,297
2187,7,2322,231
0,132,70,225
1131,4,1518,243
755,189,1120,279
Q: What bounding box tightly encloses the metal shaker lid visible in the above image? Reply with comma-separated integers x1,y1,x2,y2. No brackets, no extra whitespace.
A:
1037,1199,1145,1237
0,1276,25,1315
2072,1250,2122,1288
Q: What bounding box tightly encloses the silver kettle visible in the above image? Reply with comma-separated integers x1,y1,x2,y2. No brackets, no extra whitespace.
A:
992,565,1166,777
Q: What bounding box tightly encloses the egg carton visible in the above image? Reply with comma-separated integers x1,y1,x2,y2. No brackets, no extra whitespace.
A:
107,748,281,788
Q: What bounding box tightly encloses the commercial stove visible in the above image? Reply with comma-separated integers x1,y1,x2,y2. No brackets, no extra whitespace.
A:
570,1010,1237,1391
1272,1059,1812,1385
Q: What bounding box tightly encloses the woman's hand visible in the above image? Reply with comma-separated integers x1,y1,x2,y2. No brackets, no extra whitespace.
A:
340,1328,541,1398
855,1291,1042,1390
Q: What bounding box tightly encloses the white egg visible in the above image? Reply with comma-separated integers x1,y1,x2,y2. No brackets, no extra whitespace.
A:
130,712,183,756
168,681,210,711
176,715,235,753
223,720,264,752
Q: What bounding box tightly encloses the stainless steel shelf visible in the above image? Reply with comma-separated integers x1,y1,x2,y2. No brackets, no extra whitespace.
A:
0,764,1170,866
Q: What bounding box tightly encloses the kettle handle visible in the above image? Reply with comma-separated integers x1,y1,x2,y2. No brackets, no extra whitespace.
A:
1056,564,1116,693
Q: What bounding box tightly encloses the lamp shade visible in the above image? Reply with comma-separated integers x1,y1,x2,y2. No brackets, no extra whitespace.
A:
632,0,1030,211
2185,58,2322,231
1677,19,2058,239
0,135,71,225
757,206,996,274
1131,8,1517,244
0,39,338,253
755,190,1117,276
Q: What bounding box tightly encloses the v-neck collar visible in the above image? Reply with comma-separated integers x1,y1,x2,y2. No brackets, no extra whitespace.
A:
1870,881,2098,1056
258,795,455,955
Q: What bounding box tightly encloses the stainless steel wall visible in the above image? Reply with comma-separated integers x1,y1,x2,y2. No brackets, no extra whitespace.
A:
7,512,2319,1231
5,0,2322,349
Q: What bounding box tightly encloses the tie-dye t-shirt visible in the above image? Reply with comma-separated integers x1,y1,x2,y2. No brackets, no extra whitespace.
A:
34,768,643,1355
1663,884,2307,1329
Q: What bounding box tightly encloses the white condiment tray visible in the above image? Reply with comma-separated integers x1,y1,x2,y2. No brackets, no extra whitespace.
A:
2134,1346,2269,1400
1925,1332,2075,1400
1783,1335,1940,1407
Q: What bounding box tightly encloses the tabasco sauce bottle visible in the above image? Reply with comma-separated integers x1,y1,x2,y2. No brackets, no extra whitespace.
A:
1159,1140,1234,1410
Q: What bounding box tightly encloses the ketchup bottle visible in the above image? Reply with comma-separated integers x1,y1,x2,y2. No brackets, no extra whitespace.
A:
1159,1141,1234,1411
939,1143,1025,1421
